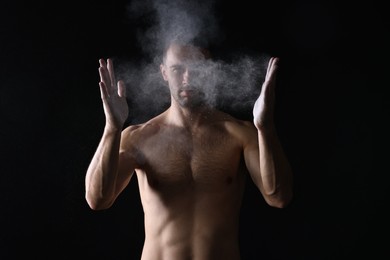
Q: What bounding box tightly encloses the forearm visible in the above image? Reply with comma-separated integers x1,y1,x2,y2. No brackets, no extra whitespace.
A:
85,126,122,209
257,126,293,207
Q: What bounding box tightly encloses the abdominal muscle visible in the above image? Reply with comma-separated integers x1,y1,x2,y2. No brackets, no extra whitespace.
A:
136,170,245,260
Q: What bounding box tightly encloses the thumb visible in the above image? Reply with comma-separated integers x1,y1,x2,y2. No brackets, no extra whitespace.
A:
117,80,126,98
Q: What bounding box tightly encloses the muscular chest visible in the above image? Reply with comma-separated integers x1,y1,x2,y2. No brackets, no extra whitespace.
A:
137,127,243,189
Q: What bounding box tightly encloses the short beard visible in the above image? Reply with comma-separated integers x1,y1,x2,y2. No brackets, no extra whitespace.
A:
177,92,206,109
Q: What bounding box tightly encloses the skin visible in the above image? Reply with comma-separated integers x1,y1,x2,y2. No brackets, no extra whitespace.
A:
85,43,293,260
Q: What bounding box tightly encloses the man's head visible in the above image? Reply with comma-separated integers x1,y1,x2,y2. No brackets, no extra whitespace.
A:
160,42,212,109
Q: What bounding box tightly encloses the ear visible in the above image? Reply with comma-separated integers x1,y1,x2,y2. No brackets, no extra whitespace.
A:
160,64,168,81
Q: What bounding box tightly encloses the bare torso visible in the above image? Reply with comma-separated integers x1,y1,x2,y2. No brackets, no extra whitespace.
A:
123,110,254,260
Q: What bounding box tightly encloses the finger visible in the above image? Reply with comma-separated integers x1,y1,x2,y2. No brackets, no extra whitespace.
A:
266,57,273,75
107,58,117,88
99,58,106,68
99,81,109,100
99,59,110,82
99,66,113,95
270,57,279,72
117,80,126,98
99,59,112,85
266,57,278,82
261,57,278,96
269,57,279,81
98,64,104,82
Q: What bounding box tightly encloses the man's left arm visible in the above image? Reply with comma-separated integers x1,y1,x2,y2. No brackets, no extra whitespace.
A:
245,57,293,208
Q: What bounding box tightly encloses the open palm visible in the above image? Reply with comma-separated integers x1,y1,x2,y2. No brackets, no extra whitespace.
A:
98,58,129,130
253,57,278,129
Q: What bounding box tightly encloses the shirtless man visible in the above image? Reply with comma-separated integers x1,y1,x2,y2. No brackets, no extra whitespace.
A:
85,41,293,260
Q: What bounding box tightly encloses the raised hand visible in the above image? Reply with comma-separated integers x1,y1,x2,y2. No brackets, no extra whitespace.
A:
98,58,129,130
253,57,278,130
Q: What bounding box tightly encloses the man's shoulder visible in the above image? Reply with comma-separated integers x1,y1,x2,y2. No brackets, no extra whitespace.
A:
119,120,163,153
122,119,162,138
215,110,254,130
215,111,256,141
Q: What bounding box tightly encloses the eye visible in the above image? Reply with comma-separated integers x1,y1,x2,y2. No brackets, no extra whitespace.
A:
171,66,184,74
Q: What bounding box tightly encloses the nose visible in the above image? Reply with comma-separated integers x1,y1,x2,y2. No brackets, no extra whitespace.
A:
183,68,190,85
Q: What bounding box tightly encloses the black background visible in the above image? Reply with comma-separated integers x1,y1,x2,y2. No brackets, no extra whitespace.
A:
1,0,388,259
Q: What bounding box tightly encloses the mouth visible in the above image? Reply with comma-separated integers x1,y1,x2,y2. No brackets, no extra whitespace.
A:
180,89,195,97
180,86,197,97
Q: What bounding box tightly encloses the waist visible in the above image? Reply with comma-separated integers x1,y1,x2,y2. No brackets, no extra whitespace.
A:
142,229,240,260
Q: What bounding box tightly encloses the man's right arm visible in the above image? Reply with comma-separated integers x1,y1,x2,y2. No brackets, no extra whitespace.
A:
85,126,134,210
85,58,133,210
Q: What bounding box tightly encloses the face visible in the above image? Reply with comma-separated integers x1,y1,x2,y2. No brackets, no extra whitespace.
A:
160,43,209,108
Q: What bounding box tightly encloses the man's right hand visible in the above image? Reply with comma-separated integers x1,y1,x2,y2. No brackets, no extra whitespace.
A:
98,58,129,131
